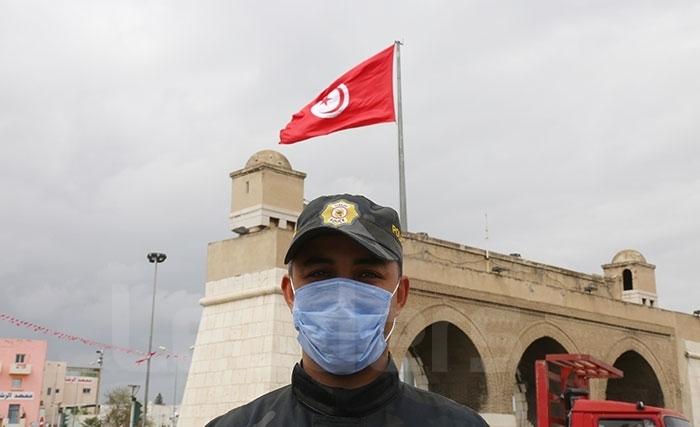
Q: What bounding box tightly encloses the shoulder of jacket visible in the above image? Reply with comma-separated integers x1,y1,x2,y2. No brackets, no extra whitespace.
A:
400,383,489,425
204,385,293,427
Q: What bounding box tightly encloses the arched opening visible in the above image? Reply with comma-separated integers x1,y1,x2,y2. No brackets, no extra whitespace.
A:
401,321,487,411
622,269,633,291
515,337,568,427
606,351,664,407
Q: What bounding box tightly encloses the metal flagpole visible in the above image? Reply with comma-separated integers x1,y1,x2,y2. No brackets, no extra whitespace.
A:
394,40,408,230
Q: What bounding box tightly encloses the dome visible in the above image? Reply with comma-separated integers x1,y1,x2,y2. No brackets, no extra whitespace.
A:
611,249,647,264
245,150,292,170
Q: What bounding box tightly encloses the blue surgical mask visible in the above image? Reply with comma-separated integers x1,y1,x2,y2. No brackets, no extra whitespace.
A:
291,277,399,375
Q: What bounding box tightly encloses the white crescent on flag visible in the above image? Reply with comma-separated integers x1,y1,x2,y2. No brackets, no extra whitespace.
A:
310,83,350,119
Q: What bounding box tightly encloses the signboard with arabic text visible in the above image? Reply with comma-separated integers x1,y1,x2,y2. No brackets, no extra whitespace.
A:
65,376,96,384
0,391,34,400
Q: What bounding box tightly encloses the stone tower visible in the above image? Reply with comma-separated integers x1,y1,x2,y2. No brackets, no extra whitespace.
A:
229,149,306,234
602,249,658,307
178,150,305,427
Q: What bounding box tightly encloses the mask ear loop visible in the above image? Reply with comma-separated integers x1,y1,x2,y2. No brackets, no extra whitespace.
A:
384,279,402,342
290,278,296,296
384,318,398,342
390,279,401,297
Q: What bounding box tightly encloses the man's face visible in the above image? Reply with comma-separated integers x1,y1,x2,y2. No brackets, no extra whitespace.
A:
282,232,409,334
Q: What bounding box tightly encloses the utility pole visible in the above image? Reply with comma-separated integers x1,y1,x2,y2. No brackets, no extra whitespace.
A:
94,349,104,417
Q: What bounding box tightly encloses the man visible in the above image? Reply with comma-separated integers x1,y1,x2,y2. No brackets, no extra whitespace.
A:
207,194,488,426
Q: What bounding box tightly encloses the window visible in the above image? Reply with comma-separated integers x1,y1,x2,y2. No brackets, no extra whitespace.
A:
15,353,26,363
11,378,22,389
664,416,691,427
82,388,91,394
47,387,52,395
622,269,633,291
8,404,20,424
55,388,60,394
245,181,250,193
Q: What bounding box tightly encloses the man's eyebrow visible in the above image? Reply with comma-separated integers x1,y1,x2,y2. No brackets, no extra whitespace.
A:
301,256,334,266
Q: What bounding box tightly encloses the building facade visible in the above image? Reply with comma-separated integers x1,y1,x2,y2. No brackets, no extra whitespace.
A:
41,363,101,427
40,361,65,427
0,339,47,427
178,150,700,427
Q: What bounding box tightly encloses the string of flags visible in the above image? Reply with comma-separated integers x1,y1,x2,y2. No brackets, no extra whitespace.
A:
0,312,187,363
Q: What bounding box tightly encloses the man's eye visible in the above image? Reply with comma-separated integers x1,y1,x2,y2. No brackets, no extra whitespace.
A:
358,271,382,280
306,270,330,279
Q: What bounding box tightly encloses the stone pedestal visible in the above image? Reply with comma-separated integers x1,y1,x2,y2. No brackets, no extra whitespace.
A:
178,267,300,426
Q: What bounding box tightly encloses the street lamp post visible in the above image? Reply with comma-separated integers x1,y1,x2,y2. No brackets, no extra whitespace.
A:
144,252,167,427
95,350,104,416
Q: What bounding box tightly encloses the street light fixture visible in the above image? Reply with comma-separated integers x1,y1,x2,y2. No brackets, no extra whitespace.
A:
144,252,166,427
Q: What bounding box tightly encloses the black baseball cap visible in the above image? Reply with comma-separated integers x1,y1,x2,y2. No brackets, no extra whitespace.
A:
284,194,403,264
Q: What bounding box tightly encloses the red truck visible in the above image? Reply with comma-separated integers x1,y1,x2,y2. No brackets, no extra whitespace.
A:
535,354,691,427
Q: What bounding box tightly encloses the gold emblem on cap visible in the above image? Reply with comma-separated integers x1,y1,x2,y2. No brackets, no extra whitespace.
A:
321,200,359,227
391,224,401,240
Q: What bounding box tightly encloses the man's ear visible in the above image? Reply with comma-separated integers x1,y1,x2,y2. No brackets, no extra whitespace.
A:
395,275,410,313
281,274,294,309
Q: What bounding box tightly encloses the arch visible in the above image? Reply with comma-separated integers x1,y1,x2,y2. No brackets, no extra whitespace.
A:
392,304,494,373
606,350,664,407
507,321,580,375
391,304,495,411
515,336,570,427
508,322,579,427
604,336,674,406
405,321,488,410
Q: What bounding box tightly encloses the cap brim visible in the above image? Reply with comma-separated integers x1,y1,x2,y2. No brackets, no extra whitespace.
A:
284,226,400,264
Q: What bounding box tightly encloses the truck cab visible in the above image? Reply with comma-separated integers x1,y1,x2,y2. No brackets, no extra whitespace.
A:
535,354,690,427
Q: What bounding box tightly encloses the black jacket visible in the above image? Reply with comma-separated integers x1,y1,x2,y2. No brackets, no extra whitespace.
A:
206,360,489,426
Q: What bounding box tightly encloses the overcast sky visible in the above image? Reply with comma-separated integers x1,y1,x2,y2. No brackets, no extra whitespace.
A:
1,0,699,408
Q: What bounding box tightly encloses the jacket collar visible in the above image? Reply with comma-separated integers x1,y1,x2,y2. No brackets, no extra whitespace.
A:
291,358,400,417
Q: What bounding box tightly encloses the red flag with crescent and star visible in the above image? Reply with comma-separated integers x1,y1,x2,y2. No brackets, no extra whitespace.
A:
279,45,396,144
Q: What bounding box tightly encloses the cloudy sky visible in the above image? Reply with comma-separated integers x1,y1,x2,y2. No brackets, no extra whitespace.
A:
1,0,699,408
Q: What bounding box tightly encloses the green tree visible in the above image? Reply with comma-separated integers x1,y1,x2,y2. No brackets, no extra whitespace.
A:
102,387,131,427
81,416,102,427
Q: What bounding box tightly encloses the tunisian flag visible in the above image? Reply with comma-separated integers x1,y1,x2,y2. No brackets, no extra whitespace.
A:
279,45,396,144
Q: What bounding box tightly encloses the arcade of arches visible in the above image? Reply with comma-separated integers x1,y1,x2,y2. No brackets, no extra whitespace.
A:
391,289,685,427
397,319,672,427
